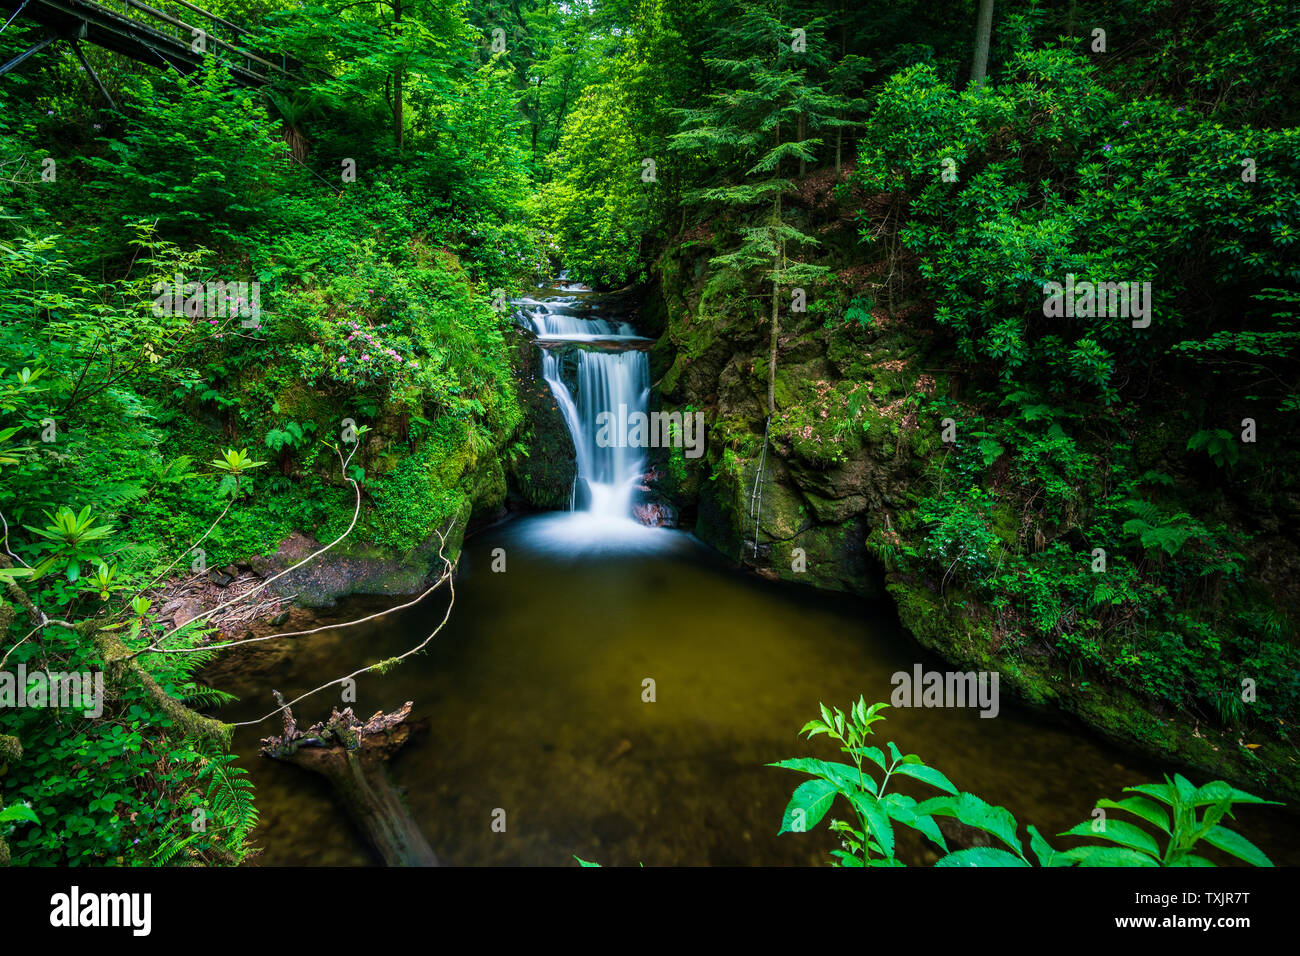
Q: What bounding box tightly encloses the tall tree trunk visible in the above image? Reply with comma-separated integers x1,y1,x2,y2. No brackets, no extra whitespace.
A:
768,192,781,416
970,0,995,87
797,113,806,177
768,270,779,415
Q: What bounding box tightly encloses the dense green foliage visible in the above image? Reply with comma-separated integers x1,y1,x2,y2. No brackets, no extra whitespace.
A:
1,0,1297,868
0,0,548,865
850,45,1300,730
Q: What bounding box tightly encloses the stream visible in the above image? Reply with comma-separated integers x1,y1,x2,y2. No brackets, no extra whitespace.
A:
215,280,1300,866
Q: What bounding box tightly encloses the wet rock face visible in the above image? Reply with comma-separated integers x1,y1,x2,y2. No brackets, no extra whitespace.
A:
506,327,577,510
251,518,466,609
643,253,918,600
692,448,878,598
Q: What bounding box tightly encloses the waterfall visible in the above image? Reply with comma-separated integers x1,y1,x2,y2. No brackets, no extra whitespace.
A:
531,308,637,339
542,348,650,519
519,282,652,526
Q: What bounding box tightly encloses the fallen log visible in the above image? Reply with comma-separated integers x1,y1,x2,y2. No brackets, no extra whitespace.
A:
259,693,437,866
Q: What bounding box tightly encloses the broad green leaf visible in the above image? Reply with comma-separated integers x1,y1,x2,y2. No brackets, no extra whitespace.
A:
881,794,948,852
1200,826,1273,867
1060,820,1160,857
1125,782,1176,806
1097,797,1170,833
850,792,895,860
915,792,1024,856
768,758,877,796
1058,845,1160,867
891,762,959,795
0,804,39,825
778,779,839,834
1190,781,1278,807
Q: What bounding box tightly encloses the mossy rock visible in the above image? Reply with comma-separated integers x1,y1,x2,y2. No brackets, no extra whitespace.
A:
470,453,508,519
505,330,577,510
887,574,1300,802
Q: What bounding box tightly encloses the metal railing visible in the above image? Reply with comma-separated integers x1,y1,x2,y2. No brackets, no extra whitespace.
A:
117,0,291,79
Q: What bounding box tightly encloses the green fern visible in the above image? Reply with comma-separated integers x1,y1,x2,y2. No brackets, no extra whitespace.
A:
1186,429,1240,468
196,753,259,849
1121,501,1199,557
180,684,238,709
151,831,201,866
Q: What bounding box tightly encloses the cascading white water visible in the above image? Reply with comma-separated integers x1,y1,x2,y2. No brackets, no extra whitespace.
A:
530,307,637,339
512,282,673,552
542,348,650,519
518,284,654,530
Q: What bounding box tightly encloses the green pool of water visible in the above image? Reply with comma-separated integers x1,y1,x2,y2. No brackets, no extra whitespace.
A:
216,514,1300,866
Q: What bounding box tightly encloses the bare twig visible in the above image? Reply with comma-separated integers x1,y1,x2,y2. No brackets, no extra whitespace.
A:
229,526,456,728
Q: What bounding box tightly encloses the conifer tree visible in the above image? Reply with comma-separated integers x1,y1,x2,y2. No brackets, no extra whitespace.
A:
669,0,837,414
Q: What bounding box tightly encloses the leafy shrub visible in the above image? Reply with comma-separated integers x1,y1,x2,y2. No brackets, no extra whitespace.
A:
774,700,1278,867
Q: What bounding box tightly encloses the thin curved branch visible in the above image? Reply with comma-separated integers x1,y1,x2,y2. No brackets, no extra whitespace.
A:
229,526,455,728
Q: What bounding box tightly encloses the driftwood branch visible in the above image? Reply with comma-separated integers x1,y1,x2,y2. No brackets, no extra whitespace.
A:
260,692,437,866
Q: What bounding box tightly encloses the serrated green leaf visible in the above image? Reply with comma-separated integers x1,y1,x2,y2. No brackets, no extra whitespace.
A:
1058,845,1160,867
1125,782,1176,806
881,793,948,852
850,791,895,859
915,792,1024,855
891,762,959,795
768,758,877,795
1097,797,1170,833
779,778,839,834
1201,825,1273,867
1060,819,1160,857
1190,781,1278,807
